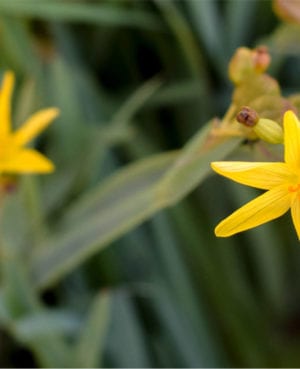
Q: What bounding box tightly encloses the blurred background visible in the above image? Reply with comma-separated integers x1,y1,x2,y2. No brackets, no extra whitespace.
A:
1,0,300,367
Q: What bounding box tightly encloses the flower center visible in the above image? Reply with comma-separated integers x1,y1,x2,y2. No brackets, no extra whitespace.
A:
288,183,300,193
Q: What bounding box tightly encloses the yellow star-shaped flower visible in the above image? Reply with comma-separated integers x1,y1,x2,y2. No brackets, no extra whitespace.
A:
0,71,58,174
211,110,300,239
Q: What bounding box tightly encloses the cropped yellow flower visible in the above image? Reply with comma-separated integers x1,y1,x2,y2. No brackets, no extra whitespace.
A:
211,110,300,239
0,71,58,174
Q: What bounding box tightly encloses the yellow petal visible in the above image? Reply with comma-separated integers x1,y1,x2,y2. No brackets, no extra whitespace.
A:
0,71,14,137
211,161,294,190
291,196,300,240
215,185,291,237
13,108,59,147
0,149,54,173
284,110,300,170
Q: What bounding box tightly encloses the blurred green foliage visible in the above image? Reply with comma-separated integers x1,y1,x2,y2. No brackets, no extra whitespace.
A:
1,0,300,367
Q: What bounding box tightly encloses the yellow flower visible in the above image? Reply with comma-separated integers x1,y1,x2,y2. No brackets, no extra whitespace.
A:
0,71,58,174
211,110,300,239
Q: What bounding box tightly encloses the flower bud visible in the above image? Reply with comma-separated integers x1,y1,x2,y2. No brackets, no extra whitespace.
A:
229,46,271,84
273,0,300,24
229,47,254,84
253,118,283,144
252,46,271,73
236,106,259,127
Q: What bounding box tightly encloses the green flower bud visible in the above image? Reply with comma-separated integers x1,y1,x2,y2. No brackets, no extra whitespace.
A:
228,46,271,85
229,48,254,85
253,118,283,144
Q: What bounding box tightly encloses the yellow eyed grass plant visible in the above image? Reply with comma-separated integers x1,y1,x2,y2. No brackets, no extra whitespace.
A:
212,110,300,238
2,1,300,368
0,71,58,176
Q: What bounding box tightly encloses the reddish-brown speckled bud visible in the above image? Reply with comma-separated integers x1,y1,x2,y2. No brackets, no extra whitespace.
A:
236,106,259,127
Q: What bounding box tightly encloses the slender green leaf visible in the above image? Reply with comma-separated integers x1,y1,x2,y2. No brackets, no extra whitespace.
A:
0,247,73,367
31,151,179,288
224,0,257,51
150,214,226,366
185,0,228,77
111,76,163,128
13,310,81,340
31,121,241,289
0,290,10,325
155,0,208,80
75,291,111,367
157,125,241,204
0,1,164,30
106,290,152,367
0,16,41,75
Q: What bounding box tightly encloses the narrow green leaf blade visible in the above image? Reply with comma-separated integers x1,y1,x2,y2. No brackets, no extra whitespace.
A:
13,311,80,340
0,1,163,30
75,291,111,368
158,124,241,204
31,151,178,289
31,125,241,289
106,290,152,367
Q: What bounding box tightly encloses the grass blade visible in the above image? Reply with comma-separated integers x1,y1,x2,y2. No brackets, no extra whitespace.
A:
0,1,163,30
